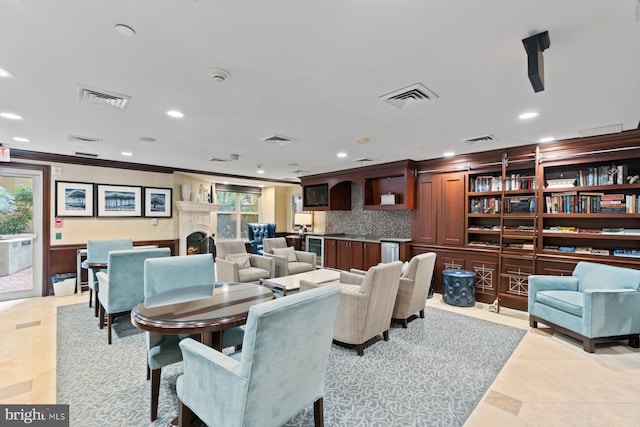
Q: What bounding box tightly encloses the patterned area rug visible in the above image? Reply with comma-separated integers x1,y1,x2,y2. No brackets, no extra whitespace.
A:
57,303,526,426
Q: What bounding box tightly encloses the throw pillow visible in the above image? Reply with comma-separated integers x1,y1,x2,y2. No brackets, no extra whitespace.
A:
225,253,251,269
272,246,297,262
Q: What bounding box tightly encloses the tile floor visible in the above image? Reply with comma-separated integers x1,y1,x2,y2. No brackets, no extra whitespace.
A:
1,291,639,426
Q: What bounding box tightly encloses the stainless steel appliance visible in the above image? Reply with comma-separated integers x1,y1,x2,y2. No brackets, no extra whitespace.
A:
380,241,400,263
305,235,324,267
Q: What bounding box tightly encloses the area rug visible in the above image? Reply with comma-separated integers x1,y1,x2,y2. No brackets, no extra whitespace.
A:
57,303,526,426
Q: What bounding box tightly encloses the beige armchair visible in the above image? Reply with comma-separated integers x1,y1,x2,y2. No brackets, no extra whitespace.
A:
215,240,274,283
391,252,436,327
263,237,316,277
300,261,403,356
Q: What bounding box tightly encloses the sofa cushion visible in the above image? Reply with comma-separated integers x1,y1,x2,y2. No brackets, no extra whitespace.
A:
287,261,314,275
238,266,271,282
272,246,297,262
574,261,640,291
225,253,251,269
536,290,583,317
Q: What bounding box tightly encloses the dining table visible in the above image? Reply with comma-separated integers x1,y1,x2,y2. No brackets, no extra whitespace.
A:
130,281,274,350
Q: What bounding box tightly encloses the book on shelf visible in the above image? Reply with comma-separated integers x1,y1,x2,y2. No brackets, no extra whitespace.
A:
545,226,577,233
543,245,559,252
624,229,640,235
558,246,576,253
592,249,610,256
578,228,602,234
575,247,593,254
601,228,624,234
613,248,640,258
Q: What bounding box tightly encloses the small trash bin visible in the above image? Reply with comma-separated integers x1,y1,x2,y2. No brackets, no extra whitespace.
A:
52,273,77,296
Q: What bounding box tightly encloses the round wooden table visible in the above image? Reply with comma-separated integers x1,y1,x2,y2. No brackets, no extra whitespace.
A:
131,282,274,350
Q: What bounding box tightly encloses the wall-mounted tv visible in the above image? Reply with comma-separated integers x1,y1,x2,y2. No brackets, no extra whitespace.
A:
303,183,329,207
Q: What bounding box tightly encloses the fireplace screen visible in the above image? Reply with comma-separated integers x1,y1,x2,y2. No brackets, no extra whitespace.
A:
186,232,214,255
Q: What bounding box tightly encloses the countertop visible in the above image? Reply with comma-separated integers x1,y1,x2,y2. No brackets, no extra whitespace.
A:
305,233,411,243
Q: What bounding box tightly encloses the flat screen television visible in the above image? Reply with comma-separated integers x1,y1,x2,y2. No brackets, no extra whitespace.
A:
303,184,329,207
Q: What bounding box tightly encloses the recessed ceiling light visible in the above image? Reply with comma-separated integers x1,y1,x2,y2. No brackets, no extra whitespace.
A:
518,111,539,120
12,137,29,142
337,152,347,158
0,68,12,78
355,136,370,144
166,110,184,118
121,151,133,156
0,112,23,120
538,137,555,143
443,151,455,157
114,24,136,37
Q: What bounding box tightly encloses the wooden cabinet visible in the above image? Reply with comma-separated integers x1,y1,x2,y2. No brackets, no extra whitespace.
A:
362,242,381,269
363,161,416,210
336,240,363,270
324,238,338,269
412,172,465,246
302,181,351,211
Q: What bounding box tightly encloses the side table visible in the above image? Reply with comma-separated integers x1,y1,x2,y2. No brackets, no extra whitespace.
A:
442,269,476,307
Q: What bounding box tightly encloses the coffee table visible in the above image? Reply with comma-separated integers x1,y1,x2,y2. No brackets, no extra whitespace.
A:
261,268,340,296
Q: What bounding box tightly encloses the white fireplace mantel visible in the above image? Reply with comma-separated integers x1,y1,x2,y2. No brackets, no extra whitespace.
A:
176,202,221,255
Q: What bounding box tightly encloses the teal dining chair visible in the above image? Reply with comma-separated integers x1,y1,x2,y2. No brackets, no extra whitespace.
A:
143,253,245,422
85,238,133,317
176,284,341,427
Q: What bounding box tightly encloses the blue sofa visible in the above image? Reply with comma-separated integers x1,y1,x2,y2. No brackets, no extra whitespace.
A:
528,261,640,352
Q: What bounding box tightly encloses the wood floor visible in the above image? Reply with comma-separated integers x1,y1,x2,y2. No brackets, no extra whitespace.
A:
1,291,639,426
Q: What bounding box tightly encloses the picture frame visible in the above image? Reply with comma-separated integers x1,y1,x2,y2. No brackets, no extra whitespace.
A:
55,181,95,217
143,187,172,218
96,184,142,217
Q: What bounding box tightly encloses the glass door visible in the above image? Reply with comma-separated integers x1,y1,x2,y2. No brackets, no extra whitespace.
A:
0,167,42,301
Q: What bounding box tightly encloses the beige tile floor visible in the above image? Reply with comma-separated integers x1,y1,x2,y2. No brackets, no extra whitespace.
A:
1,291,639,426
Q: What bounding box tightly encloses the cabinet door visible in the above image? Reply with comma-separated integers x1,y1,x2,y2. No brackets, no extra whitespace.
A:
363,242,381,269
336,240,351,271
350,241,364,270
440,173,465,245
413,176,438,244
324,239,337,269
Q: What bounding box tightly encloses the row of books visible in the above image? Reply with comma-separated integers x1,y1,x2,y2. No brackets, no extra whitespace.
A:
543,227,640,234
545,192,640,214
543,246,640,257
468,225,534,232
573,164,629,186
504,174,536,191
469,197,501,213
504,196,535,213
470,176,502,192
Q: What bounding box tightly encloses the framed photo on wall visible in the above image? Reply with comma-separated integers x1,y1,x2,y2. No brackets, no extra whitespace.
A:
143,187,172,218
55,181,95,217
96,184,142,217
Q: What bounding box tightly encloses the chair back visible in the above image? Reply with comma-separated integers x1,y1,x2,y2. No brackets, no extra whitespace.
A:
405,252,436,293
263,237,288,254
574,261,640,291
215,240,248,259
144,254,215,302
100,248,170,313
238,284,340,426
86,238,133,263
247,223,276,254
359,261,403,334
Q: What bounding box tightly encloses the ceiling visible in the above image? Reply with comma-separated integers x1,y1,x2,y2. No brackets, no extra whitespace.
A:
1,0,639,185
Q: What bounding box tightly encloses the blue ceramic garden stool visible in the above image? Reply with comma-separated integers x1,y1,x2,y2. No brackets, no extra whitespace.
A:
442,269,476,307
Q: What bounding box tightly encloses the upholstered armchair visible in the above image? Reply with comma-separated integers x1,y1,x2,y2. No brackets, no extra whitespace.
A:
176,284,340,427
247,223,276,255
301,261,403,356
86,238,133,317
215,240,274,283
143,254,245,421
263,237,316,277
96,248,170,344
529,261,640,352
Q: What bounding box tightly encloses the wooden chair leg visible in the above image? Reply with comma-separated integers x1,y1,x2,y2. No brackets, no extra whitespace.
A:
146,363,150,381
629,335,640,348
419,309,425,319
151,368,161,421
107,314,113,345
98,304,104,329
88,289,93,307
178,399,194,427
356,344,364,357
383,330,390,341
401,319,408,328
313,397,324,427
94,291,99,317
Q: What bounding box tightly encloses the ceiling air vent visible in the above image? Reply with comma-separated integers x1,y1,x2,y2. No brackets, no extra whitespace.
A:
74,151,99,158
462,134,495,145
352,157,374,163
208,157,231,162
379,83,438,109
260,134,296,146
68,134,102,144
76,84,131,109
290,169,309,174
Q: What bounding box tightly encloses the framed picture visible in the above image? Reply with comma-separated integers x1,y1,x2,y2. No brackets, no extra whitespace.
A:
96,184,142,217
55,181,95,217
143,187,172,218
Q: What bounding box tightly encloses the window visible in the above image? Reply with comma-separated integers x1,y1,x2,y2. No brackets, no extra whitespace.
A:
216,185,261,240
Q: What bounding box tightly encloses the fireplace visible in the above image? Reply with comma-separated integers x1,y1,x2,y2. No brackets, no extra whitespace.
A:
176,201,220,256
